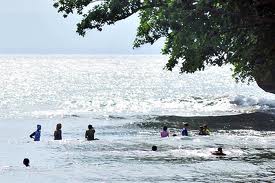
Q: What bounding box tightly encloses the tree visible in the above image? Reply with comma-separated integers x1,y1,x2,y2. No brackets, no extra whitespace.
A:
53,0,275,93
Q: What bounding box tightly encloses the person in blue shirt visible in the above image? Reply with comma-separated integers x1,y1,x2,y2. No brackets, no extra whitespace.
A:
181,123,189,136
30,124,41,141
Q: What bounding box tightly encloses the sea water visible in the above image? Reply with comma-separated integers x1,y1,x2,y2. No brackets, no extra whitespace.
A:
0,55,275,182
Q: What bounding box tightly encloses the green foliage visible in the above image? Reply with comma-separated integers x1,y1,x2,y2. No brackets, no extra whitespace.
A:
53,0,275,82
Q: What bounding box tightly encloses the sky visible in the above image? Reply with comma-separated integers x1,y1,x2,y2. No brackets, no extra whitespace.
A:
0,0,163,54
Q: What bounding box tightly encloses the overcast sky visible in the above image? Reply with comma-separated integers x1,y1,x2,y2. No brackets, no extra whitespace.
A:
0,0,163,54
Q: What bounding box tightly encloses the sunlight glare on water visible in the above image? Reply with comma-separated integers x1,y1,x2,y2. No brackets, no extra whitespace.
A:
0,55,275,182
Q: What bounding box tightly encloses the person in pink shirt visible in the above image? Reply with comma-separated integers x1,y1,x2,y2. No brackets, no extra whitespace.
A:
160,126,169,137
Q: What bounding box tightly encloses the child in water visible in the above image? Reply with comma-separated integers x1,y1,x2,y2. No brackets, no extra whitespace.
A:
181,123,189,136
199,126,204,135
85,124,97,141
30,124,41,141
203,124,210,135
211,147,226,156
54,123,62,140
199,125,210,135
160,126,169,137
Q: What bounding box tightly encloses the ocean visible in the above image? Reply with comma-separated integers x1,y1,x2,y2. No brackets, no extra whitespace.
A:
0,55,275,182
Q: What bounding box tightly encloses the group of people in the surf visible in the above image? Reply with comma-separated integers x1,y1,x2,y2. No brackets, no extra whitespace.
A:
24,121,224,167
160,123,226,156
29,123,98,141
24,123,98,167
160,123,210,137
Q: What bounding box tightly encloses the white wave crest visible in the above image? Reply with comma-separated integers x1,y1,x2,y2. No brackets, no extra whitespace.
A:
231,95,275,109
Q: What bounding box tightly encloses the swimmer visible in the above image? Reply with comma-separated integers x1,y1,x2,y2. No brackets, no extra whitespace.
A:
198,126,204,135
203,124,210,135
152,145,157,151
211,147,226,156
160,126,169,138
23,158,30,167
54,123,62,140
85,124,98,141
29,124,41,141
181,123,189,136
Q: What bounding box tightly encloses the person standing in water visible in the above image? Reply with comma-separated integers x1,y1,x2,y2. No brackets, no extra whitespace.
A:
160,126,169,138
85,124,97,141
199,126,204,135
181,123,189,136
54,123,62,140
199,125,210,135
203,124,210,135
30,124,41,141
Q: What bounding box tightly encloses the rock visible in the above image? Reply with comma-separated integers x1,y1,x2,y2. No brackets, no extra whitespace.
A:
255,67,275,94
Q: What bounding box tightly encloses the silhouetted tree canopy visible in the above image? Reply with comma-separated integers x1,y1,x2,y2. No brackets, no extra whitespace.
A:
53,0,275,82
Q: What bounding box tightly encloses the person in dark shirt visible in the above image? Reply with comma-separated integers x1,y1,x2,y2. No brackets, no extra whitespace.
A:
54,123,62,140
85,124,96,141
30,124,41,141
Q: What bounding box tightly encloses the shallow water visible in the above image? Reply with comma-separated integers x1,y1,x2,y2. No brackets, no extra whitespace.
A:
0,55,275,182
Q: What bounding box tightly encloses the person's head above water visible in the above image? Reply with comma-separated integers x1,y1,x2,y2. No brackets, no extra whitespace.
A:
37,124,41,131
152,145,157,151
163,126,168,131
88,124,93,129
56,123,62,130
212,147,226,156
183,123,189,127
23,158,30,167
